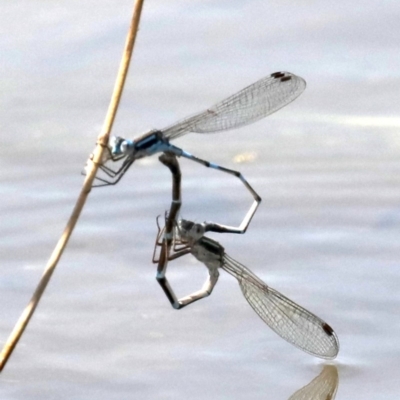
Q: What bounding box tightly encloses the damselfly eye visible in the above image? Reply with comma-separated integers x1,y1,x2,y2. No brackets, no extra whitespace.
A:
120,140,134,155
110,136,124,155
120,141,129,154
180,220,194,231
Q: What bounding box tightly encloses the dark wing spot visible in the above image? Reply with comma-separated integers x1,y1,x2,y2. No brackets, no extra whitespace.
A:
280,76,292,82
271,72,285,78
322,323,334,336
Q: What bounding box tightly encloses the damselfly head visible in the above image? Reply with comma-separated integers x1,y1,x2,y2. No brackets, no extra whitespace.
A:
110,136,133,156
178,219,205,242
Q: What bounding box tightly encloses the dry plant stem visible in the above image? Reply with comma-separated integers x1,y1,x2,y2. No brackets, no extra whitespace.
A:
0,0,145,372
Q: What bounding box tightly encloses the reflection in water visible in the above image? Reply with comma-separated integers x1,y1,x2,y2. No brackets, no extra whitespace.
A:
288,365,339,400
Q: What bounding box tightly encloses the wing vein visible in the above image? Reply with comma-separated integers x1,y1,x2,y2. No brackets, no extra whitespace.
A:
161,72,306,140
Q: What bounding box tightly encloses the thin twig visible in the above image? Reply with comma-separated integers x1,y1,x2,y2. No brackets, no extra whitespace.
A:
0,0,145,372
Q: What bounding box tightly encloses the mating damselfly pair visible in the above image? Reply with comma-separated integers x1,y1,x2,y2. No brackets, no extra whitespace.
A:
93,71,339,359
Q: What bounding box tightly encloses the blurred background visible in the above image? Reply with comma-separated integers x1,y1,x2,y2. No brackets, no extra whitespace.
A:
1,1,399,398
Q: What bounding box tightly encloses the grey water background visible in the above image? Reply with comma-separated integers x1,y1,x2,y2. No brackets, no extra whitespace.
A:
1,1,400,399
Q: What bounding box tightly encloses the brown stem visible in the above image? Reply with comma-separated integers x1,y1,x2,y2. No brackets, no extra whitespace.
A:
0,0,145,372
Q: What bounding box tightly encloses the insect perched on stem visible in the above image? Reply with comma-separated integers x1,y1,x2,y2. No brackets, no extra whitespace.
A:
92,71,306,234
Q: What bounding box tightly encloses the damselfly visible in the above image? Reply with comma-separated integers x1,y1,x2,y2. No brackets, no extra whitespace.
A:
153,217,339,359
94,72,306,234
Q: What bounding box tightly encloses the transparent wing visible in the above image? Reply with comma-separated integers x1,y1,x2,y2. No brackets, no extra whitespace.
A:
161,72,306,140
288,365,339,400
222,254,339,359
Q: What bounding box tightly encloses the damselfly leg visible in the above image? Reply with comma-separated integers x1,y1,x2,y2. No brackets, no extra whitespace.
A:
153,219,219,309
93,154,134,187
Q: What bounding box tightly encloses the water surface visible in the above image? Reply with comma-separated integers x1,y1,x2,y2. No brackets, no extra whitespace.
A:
1,1,400,399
